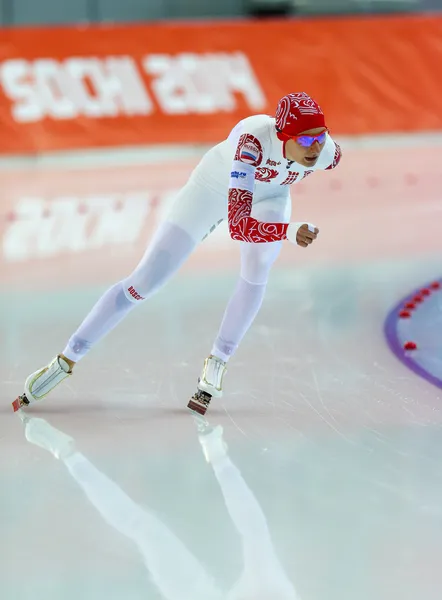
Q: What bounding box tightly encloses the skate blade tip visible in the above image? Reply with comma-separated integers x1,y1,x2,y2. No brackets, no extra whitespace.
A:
12,394,30,413
12,398,22,413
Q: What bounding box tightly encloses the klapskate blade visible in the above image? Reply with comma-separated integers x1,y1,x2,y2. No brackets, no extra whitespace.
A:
187,399,207,416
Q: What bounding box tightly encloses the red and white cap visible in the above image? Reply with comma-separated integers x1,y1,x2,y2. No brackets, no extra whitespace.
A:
275,92,326,140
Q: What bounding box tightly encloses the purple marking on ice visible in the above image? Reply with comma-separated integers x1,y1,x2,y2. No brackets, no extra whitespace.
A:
384,278,442,389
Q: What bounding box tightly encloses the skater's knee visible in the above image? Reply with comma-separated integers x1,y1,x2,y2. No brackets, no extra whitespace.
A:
123,224,197,301
123,249,174,301
122,282,148,303
66,335,93,358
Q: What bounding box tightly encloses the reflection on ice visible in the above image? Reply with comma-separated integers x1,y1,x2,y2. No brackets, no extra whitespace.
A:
22,412,298,600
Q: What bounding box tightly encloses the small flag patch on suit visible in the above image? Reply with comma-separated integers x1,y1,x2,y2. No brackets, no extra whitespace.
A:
240,142,260,164
234,134,263,166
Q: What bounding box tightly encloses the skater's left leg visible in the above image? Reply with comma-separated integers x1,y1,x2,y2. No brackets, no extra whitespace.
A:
212,193,291,363
211,237,282,362
189,197,290,413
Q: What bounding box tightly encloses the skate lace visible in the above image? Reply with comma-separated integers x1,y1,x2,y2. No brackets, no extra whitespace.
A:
32,361,62,395
31,357,70,396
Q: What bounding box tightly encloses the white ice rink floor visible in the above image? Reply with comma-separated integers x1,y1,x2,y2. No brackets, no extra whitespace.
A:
2,136,442,600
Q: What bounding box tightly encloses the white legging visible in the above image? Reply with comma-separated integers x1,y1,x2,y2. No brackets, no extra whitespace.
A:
63,177,291,363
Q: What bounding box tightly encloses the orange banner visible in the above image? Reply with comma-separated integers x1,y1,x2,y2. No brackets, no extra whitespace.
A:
0,15,441,154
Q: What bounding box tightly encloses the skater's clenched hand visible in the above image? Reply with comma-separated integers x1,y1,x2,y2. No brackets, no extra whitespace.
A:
296,224,319,248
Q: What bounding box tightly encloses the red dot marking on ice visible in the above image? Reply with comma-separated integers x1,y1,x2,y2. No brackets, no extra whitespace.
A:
403,341,417,351
404,302,415,310
420,288,431,296
399,310,411,318
367,177,379,188
431,282,441,290
413,295,424,303
405,174,418,186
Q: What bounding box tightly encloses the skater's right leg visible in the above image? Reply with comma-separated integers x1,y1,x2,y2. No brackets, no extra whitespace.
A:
14,178,227,411
188,199,290,416
13,222,197,412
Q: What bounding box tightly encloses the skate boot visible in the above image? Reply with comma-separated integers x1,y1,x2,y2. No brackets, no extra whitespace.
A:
187,355,226,416
12,355,73,412
22,416,76,460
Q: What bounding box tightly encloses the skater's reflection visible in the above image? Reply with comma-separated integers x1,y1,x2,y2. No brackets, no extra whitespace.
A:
194,416,299,600
21,414,299,600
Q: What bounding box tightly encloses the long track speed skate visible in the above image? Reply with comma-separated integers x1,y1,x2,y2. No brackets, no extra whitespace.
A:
187,355,226,416
12,355,72,412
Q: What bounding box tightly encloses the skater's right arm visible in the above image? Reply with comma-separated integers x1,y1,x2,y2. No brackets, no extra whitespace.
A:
227,132,289,244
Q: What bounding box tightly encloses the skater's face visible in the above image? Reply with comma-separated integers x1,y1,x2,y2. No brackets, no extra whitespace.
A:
284,127,327,167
